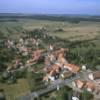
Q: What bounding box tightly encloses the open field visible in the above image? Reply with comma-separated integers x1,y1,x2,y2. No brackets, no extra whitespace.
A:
0,19,100,41
0,79,30,100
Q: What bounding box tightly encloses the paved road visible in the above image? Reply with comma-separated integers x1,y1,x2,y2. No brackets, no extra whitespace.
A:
17,74,80,100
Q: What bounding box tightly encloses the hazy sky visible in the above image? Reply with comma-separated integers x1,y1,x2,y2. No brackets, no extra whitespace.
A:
0,0,99,15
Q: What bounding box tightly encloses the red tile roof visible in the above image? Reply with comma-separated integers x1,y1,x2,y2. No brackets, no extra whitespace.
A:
75,80,84,89
64,63,80,73
86,81,95,92
93,71,100,80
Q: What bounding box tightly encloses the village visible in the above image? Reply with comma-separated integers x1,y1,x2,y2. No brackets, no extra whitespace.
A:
0,30,99,100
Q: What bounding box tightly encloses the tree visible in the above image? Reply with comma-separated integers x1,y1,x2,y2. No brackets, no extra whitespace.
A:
80,90,93,100
57,86,72,100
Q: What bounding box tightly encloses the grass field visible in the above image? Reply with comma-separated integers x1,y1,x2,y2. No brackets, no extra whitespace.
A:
0,19,100,41
0,79,30,100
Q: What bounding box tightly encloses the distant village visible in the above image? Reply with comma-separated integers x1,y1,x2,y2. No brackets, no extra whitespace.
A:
0,30,100,100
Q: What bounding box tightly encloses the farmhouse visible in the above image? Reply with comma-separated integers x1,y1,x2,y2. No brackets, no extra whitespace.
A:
64,63,80,73
86,81,95,92
73,80,85,89
88,71,100,80
61,71,72,79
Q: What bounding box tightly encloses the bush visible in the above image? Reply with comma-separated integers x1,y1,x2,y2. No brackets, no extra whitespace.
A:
27,72,45,92
15,69,27,79
7,76,16,84
80,90,94,100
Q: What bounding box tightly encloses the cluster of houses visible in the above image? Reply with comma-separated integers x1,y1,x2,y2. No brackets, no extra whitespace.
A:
42,45,100,98
73,79,95,92
3,35,100,99
72,70,100,97
4,37,43,72
43,46,80,82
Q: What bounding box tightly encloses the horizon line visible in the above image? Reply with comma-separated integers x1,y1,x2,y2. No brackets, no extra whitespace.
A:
0,12,100,16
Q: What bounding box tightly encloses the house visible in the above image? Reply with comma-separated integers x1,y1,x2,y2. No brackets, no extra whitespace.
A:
19,38,24,44
43,76,49,82
88,71,100,80
27,59,34,64
44,63,61,82
64,63,80,73
49,44,53,51
48,54,56,63
48,76,55,82
32,49,44,61
73,80,95,92
6,39,14,48
61,71,72,79
43,70,57,82
48,70,56,82
46,63,61,73
73,80,85,89
56,48,65,57
72,97,79,100
52,48,65,59
32,38,36,45
85,81,95,92
57,53,68,65
44,57,51,67
49,70,57,76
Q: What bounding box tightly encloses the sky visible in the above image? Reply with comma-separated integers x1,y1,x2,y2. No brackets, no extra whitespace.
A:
0,0,99,15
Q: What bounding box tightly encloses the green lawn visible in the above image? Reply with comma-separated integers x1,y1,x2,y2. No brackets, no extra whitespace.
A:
0,79,30,100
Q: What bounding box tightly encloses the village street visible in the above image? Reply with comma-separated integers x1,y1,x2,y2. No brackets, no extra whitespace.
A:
17,73,80,100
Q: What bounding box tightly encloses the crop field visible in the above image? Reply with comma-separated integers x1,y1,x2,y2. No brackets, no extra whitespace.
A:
0,19,100,41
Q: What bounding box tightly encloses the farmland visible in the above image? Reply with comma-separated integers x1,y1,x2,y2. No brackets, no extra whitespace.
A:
0,15,100,100
0,17,100,41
